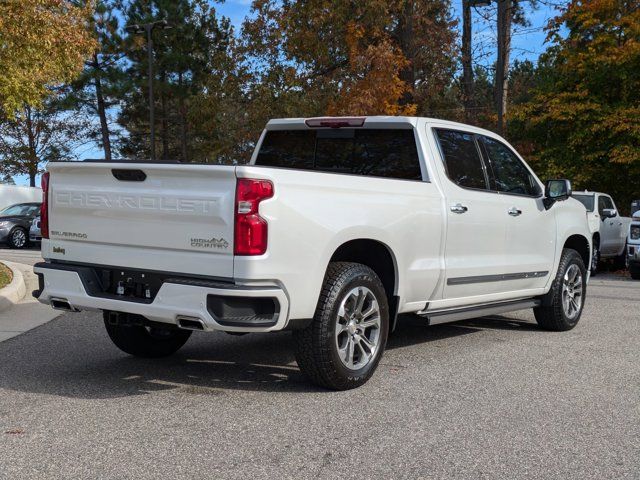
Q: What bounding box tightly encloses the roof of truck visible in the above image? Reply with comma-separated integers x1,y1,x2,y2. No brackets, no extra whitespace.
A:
573,191,607,197
266,116,503,138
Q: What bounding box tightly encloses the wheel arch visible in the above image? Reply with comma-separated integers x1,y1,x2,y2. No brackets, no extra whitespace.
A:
328,238,400,332
564,234,591,269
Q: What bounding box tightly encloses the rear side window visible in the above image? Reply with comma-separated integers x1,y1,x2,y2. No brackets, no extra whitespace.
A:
435,129,487,190
255,128,422,180
480,136,541,196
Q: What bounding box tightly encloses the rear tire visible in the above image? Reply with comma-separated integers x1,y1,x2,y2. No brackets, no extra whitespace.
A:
612,243,627,271
534,249,586,331
8,227,28,249
103,312,192,358
590,241,600,276
293,262,389,390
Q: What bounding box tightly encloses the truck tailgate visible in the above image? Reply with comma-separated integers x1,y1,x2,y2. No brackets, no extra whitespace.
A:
46,162,236,278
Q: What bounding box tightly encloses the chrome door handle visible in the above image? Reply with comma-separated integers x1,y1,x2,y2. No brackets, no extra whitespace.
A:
508,207,522,217
450,203,468,214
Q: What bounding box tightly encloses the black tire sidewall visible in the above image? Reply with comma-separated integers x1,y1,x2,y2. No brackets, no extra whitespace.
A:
325,271,389,383
555,250,587,328
630,264,640,280
591,244,599,275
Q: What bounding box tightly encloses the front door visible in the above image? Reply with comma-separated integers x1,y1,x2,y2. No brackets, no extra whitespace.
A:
478,135,556,290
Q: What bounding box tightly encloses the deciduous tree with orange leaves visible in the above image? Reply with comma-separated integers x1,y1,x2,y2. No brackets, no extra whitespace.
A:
0,0,96,116
241,0,457,119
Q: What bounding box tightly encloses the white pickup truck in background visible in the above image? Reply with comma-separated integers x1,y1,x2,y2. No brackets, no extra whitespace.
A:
572,191,631,274
627,212,640,280
34,116,591,390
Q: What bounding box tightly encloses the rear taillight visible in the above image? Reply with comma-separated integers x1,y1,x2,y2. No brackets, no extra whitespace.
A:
234,178,274,256
41,172,50,239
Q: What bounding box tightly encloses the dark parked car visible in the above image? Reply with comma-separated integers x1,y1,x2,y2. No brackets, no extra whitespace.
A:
0,202,41,249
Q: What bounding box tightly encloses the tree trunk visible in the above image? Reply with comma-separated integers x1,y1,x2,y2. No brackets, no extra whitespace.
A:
397,0,415,105
160,72,169,160
178,72,188,162
495,0,512,134
461,0,476,123
93,53,112,162
24,105,38,187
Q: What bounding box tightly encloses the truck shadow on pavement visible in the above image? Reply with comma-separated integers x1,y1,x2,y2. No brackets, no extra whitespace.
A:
0,312,540,399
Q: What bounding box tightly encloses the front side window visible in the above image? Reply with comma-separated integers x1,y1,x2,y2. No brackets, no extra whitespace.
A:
573,194,595,212
255,128,422,181
435,129,487,190
480,136,541,196
598,195,615,216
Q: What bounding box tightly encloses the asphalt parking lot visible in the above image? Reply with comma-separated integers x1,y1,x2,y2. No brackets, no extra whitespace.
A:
0,265,638,479
0,245,42,266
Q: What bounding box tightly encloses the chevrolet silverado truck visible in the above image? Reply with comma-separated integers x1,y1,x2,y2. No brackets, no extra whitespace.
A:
34,116,591,390
573,191,631,274
628,212,640,280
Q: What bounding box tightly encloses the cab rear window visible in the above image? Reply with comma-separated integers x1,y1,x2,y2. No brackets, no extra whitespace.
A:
255,128,423,181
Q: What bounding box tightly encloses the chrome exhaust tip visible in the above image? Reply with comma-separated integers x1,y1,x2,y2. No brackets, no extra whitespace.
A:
177,316,205,331
49,297,79,312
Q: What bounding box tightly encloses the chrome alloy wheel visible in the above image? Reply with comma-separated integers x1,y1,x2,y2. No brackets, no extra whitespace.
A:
562,264,583,320
335,286,381,370
11,229,26,248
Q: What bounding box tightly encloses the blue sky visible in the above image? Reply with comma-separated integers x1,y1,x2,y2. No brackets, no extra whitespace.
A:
12,0,561,186
215,0,560,63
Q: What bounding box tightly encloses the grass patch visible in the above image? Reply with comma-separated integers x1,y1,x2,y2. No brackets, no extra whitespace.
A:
0,263,12,289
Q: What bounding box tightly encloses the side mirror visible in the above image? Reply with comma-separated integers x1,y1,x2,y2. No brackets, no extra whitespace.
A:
601,208,617,219
544,179,572,209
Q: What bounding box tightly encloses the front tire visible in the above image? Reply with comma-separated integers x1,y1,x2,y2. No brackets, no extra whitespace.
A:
8,227,28,249
612,243,628,271
630,264,640,280
534,249,587,331
293,262,389,390
103,312,192,358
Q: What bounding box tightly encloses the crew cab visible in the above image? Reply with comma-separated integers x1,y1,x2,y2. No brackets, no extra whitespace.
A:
628,212,640,280
34,117,592,390
573,191,631,274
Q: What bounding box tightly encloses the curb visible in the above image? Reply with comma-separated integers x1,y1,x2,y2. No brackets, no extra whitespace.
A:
0,261,27,312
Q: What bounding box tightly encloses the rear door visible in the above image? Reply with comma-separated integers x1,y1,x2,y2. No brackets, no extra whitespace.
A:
46,162,237,278
432,128,510,301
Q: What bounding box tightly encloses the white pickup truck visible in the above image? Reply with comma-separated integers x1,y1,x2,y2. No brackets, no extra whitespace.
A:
572,191,631,274
628,212,640,280
34,116,591,390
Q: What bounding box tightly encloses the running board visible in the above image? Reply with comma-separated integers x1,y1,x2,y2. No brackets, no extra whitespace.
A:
420,298,541,326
